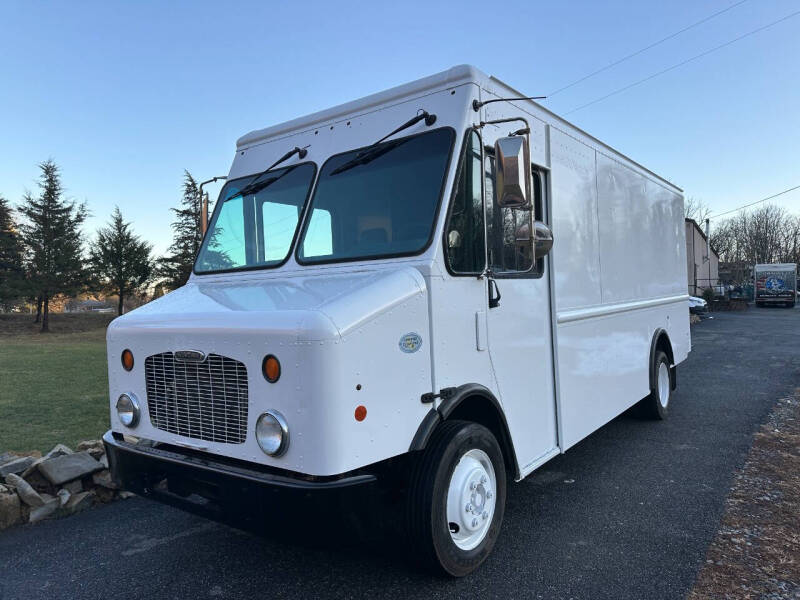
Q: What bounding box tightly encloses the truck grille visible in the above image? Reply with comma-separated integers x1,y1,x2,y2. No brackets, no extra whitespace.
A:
144,352,249,444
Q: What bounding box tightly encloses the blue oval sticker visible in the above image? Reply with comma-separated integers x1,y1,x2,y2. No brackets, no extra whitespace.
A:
399,332,422,354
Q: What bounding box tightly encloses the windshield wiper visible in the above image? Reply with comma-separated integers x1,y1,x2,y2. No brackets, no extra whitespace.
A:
226,145,307,200
329,110,436,176
329,139,409,176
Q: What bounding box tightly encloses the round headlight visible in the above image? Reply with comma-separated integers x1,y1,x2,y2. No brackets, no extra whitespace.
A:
255,410,289,456
116,393,140,428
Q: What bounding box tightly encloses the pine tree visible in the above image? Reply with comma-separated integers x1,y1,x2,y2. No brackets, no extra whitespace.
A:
18,160,88,332
0,195,26,310
89,207,153,315
158,171,201,290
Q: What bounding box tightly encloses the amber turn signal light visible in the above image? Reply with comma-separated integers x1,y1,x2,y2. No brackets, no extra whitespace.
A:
262,355,281,383
121,349,134,371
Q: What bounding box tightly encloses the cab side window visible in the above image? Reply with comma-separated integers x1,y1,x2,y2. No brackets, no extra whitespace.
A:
445,131,486,274
485,152,545,277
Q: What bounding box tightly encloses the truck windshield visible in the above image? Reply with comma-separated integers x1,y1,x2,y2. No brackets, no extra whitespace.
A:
297,128,454,264
195,163,316,273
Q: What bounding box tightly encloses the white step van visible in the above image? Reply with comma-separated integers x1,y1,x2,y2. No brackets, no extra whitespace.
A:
104,65,690,576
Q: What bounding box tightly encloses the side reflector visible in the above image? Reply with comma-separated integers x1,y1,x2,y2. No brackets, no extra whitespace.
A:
355,405,367,422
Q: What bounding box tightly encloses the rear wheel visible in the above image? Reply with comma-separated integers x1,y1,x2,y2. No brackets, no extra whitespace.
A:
640,350,671,420
406,420,506,577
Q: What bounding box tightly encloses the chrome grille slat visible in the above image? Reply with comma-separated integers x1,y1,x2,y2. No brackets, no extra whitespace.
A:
145,352,248,444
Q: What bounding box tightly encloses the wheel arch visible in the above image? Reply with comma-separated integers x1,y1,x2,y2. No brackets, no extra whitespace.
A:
409,384,519,479
649,328,676,391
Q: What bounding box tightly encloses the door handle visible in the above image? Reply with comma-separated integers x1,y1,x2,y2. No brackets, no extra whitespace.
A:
488,278,502,308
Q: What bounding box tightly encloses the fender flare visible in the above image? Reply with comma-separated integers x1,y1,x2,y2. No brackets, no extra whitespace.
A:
649,328,676,391
408,383,519,476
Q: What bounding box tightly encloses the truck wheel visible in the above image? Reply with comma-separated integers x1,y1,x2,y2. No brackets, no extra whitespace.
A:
406,420,506,577
640,351,671,420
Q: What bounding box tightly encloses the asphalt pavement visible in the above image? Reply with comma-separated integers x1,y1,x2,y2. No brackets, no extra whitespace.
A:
1,306,799,600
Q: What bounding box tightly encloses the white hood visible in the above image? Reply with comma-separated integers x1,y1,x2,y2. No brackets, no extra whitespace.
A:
111,267,427,341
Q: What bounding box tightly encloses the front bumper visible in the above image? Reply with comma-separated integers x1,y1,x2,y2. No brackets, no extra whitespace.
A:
757,296,795,303
103,431,376,526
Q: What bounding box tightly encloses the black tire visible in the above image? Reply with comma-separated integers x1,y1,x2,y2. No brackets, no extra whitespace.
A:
406,420,506,577
640,350,670,420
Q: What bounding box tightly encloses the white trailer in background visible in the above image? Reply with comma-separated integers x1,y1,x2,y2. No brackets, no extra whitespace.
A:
103,65,690,576
754,263,797,307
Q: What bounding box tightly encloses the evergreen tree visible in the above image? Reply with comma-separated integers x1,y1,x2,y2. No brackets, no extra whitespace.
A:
158,171,201,290
89,206,153,315
0,195,26,310
18,160,88,332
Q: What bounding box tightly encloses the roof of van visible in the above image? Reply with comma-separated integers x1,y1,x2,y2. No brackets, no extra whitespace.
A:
754,263,796,268
237,65,681,192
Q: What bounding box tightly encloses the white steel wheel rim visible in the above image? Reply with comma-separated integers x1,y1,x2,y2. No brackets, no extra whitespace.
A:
658,362,670,408
446,448,497,551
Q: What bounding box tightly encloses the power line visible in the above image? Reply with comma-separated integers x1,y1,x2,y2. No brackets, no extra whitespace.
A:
549,0,749,97
564,9,800,115
709,184,800,220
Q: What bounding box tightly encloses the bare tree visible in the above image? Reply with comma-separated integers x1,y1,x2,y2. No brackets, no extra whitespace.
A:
685,197,712,223
712,204,800,284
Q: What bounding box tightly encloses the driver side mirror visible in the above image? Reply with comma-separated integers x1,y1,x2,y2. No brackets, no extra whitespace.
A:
494,136,531,208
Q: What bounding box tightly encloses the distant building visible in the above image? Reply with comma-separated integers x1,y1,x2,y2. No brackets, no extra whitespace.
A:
685,218,719,296
64,298,114,313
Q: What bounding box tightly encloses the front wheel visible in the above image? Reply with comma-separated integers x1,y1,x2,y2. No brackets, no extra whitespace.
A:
406,420,507,577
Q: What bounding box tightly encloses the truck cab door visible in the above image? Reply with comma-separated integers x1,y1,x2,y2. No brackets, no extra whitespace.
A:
481,126,558,473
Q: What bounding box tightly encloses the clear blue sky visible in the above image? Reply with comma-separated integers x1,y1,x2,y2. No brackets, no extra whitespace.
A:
1,0,798,255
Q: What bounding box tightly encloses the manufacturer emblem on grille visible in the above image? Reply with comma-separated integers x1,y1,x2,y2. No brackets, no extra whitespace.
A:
174,350,206,362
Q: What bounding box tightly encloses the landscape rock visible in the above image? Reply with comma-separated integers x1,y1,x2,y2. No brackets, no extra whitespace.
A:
0,452,17,465
92,470,118,490
118,491,135,500
4,473,44,507
28,494,59,523
46,444,73,458
21,469,52,493
76,440,105,459
62,491,95,516
20,444,75,480
38,452,104,486
56,488,71,507
0,456,36,478
94,487,116,503
0,484,22,530
99,454,109,468
63,479,82,494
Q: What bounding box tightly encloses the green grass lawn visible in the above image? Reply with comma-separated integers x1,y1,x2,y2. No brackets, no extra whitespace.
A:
0,315,112,454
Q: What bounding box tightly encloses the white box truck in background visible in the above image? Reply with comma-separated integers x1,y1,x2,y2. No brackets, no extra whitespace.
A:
754,263,797,307
103,65,690,576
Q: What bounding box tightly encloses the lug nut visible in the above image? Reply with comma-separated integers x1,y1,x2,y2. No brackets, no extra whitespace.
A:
465,503,473,513
482,511,489,520
480,475,487,484
486,490,493,500
472,518,479,527
470,481,477,490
